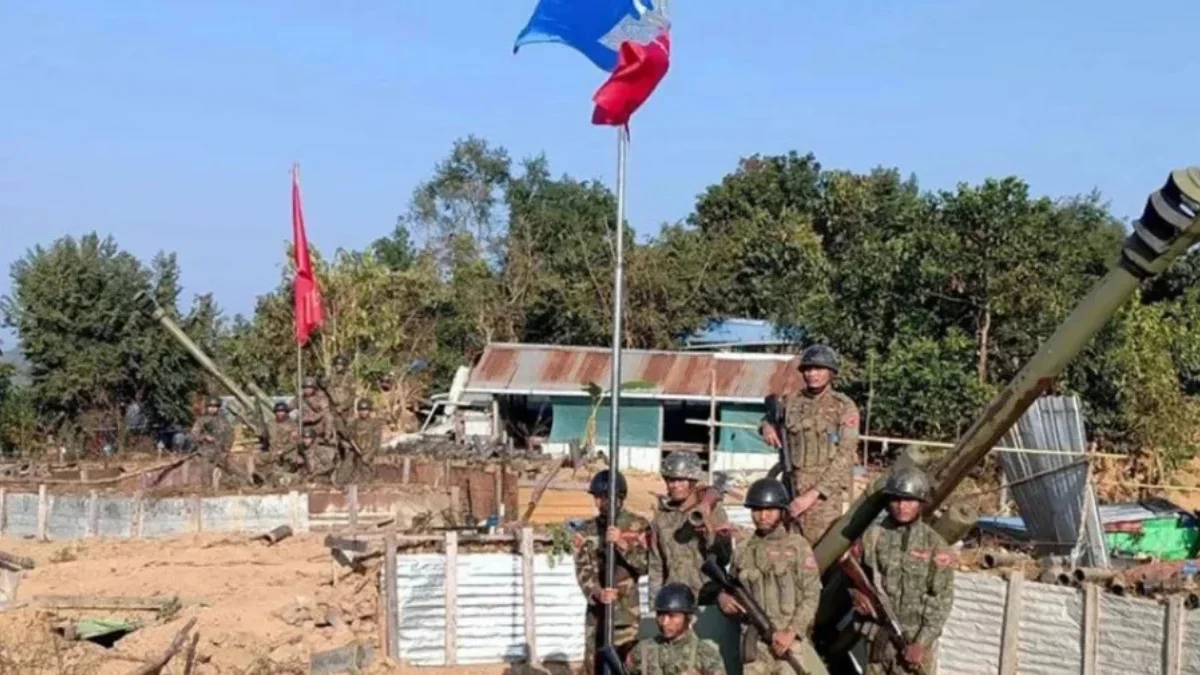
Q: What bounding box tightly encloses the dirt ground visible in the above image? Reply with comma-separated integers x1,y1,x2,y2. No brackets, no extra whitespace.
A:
0,532,399,674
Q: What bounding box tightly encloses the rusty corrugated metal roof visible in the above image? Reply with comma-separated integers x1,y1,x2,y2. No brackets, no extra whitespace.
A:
464,343,802,402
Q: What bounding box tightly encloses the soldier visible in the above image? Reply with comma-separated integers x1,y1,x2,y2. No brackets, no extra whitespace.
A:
264,401,297,458
300,426,338,480
850,467,954,675
293,375,330,439
336,398,382,484
625,582,727,675
189,397,233,456
717,478,822,675
760,344,861,542
647,451,737,670
327,354,356,424
574,469,651,675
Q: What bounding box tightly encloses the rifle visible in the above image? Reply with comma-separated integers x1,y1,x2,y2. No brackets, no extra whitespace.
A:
597,645,628,675
701,556,816,675
764,395,796,502
313,377,369,466
839,556,927,675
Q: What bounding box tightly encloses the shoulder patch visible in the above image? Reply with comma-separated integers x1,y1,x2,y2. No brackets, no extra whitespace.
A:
909,548,931,561
934,550,957,567
802,552,818,569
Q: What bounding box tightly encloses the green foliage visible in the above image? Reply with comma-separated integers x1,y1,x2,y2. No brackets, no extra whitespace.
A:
1,234,219,449
6,137,1199,467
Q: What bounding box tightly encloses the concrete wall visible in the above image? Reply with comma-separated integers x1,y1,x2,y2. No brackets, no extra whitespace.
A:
0,488,309,540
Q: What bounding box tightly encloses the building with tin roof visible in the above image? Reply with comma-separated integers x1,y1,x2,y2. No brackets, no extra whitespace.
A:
464,342,800,473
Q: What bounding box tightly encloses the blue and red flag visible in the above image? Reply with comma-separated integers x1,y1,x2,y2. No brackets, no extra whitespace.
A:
514,0,671,127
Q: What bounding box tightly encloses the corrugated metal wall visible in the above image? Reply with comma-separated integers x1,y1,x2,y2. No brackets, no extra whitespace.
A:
549,397,661,447
391,551,1200,673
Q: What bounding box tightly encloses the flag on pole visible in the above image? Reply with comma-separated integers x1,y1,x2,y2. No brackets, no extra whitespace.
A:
514,0,671,127
291,165,324,346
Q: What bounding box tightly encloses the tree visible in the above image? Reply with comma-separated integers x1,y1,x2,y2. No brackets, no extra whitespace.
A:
1,234,219,449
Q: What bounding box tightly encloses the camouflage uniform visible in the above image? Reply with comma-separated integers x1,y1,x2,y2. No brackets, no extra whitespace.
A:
574,510,652,675
189,409,233,455
292,380,331,440
327,357,357,426
649,496,732,602
265,415,298,459
860,519,955,674
626,630,727,675
729,526,822,675
779,388,860,542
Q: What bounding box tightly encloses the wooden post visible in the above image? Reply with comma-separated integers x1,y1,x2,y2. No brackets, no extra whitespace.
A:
520,527,538,663
491,398,501,442
444,530,458,666
707,367,717,480
1165,595,1184,675
494,467,504,525
348,485,359,530
1082,583,1099,675
449,486,460,525
401,456,411,484
87,490,99,539
998,571,1023,675
191,494,203,533
131,491,144,540
384,531,400,661
36,485,48,542
0,487,6,535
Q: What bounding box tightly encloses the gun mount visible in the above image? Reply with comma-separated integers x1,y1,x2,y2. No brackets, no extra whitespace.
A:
792,168,1200,669
133,290,276,437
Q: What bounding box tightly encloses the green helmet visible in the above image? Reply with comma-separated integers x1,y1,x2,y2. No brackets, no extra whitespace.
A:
302,427,318,440
587,469,627,500
356,398,372,411
800,344,840,373
333,354,348,367
660,451,703,481
743,478,790,509
653,582,697,614
302,376,318,389
883,466,931,502
273,401,289,414
205,397,221,408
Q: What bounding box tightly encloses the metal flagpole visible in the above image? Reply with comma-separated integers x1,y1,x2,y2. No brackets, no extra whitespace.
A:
601,125,628,671
293,164,306,448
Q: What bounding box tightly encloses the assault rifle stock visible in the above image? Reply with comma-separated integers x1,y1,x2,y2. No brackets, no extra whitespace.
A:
840,556,927,675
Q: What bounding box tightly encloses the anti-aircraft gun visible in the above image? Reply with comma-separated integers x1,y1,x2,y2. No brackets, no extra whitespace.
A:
133,290,278,443
773,168,1200,671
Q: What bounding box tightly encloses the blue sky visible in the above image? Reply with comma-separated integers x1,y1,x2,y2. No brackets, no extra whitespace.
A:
1,0,1197,343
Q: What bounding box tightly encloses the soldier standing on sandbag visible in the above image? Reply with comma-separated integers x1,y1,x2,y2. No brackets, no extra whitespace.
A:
717,478,822,675
759,344,861,542
574,469,652,675
850,467,954,675
625,582,727,675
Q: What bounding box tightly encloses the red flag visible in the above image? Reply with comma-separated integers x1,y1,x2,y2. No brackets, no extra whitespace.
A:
292,165,324,345
591,31,670,127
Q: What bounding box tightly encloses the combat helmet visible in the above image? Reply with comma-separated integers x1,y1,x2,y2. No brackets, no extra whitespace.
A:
333,354,349,367
587,469,628,500
653,582,697,614
356,398,373,412
743,478,790,510
883,466,931,502
301,375,318,389
302,427,318,440
660,451,704,481
799,344,840,373
205,397,222,409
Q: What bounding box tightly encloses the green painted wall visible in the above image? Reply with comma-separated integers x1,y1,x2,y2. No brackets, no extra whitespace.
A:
549,396,661,447
719,404,772,453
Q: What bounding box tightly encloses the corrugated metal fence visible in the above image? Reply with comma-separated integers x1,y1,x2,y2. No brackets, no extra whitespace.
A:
389,548,1200,674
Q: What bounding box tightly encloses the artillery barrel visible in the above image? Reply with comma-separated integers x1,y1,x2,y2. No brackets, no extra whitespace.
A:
133,290,272,429
812,168,1200,573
